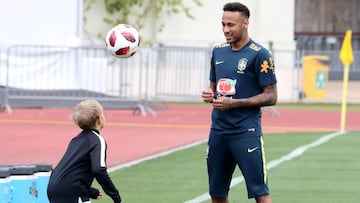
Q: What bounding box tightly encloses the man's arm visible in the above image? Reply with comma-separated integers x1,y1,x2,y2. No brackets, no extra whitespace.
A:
212,84,277,110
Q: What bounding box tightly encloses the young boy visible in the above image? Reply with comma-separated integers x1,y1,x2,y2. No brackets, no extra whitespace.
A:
47,100,122,203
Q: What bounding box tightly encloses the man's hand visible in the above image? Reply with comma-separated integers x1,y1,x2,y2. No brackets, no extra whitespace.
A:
202,89,214,103
212,96,233,110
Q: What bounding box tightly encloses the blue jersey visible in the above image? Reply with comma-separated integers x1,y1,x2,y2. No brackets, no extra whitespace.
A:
209,39,276,135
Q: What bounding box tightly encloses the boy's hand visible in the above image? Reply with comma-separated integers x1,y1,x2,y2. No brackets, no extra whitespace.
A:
97,191,103,200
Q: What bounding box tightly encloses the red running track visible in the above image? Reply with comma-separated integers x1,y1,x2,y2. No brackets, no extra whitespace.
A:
0,104,359,168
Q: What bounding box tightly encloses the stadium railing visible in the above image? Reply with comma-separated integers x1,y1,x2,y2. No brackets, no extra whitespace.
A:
0,45,359,115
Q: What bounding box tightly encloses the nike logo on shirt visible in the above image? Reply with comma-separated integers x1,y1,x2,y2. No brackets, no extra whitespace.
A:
215,60,224,65
247,147,259,153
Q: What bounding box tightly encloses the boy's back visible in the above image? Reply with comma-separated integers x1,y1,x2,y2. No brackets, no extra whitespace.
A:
47,100,121,203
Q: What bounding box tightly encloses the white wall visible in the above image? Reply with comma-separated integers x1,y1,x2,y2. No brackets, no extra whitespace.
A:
0,0,82,49
83,0,298,102
84,0,295,48
0,0,296,52
155,0,296,49
0,0,298,102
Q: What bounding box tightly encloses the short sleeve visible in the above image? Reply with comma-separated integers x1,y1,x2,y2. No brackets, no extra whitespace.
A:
255,50,277,87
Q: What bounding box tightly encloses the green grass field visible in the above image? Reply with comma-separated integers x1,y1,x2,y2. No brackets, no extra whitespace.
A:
95,131,360,203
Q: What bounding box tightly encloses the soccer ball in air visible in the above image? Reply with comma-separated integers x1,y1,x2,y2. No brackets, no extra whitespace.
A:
105,24,140,58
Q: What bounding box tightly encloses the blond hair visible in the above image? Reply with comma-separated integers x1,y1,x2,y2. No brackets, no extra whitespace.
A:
72,100,103,129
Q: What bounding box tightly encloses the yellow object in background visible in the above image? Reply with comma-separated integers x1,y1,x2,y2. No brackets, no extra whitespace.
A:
302,55,330,99
340,30,354,66
339,30,354,132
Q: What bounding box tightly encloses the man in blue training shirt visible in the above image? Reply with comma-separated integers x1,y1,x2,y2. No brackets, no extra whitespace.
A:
202,2,277,203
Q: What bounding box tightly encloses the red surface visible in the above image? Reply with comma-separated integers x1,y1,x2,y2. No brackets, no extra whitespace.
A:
1,104,359,168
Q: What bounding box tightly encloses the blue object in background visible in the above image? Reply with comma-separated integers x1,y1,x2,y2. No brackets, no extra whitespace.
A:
0,166,11,203
8,165,37,203
34,164,52,203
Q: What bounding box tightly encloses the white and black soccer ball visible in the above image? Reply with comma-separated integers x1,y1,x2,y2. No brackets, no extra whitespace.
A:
105,24,140,58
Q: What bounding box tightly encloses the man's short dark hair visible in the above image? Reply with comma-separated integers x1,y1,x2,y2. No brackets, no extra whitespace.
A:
223,2,250,18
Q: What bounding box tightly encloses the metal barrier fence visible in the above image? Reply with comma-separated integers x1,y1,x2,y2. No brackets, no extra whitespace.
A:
145,46,212,102
0,45,359,115
0,45,212,116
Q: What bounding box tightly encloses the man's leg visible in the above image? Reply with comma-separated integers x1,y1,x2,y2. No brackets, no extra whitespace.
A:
207,133,235,201
255,194,272,203
211,197,229,203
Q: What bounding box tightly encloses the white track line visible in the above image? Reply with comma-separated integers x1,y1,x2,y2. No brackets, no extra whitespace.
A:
108,139,207,173
184,131,345,203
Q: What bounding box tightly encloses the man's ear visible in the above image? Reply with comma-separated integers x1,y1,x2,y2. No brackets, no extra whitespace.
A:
243,18,249,29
